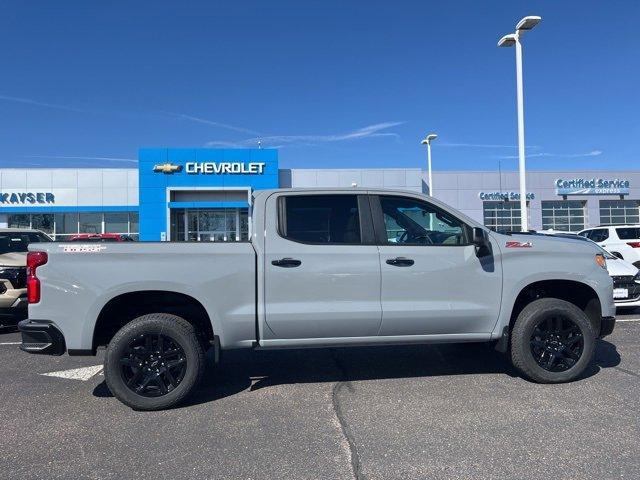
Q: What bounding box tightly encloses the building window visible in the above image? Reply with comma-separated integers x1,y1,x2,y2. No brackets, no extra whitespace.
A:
541,201,585,232
4,211,139,240
599,200,640,225
483,201,525,232
104,212,129,233
129,212,139,234
8,214,31,229
170,208,248,242
54,213,79,238
31,214,54,234
79,213,102,234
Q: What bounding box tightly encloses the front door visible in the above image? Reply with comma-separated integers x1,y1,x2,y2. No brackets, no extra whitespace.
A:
371,194,502,336
263,193,382,340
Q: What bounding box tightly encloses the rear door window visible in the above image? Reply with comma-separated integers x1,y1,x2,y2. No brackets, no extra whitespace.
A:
280,195,363,244
616,227,640,240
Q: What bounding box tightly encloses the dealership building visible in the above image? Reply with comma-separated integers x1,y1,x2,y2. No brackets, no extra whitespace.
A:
0,148,638,241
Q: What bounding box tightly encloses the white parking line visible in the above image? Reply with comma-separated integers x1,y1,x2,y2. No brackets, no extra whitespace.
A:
41,365,103,381
616,318,640,322
0,342,21,345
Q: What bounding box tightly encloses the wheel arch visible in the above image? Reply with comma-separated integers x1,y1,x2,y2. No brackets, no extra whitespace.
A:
508,280,602,337
92,290,215,352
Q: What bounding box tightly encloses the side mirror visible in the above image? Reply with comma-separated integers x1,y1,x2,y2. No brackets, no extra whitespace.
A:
472,227,491,256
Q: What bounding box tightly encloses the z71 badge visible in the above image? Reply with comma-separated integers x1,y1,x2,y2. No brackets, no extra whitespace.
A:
505,241,533,248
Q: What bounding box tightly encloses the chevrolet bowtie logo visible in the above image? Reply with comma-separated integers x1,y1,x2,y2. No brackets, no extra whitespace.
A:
153,163,182,174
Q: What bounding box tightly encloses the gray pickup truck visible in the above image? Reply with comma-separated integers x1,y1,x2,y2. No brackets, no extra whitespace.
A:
20,189,616,410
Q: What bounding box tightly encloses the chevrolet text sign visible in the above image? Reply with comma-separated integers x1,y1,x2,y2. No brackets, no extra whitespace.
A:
185,162,266,175
0,192,55,204
555,178,630,195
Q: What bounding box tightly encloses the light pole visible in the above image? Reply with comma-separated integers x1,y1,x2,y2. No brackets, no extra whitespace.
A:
421,133,437,196
498,15,541,232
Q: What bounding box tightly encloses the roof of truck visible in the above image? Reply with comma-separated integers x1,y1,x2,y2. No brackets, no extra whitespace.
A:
252,187,424,198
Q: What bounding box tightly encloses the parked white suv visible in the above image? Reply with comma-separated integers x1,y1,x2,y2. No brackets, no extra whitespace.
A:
578,225,640,268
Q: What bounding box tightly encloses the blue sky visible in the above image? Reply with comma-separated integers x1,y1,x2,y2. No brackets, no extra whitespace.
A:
0,1,638,171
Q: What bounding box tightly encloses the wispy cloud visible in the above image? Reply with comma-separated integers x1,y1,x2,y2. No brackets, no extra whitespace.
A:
0,94,89,113
167,113,262,136
0,95,401,150
24,155,138,163
497,150,603,159
439,142,538,149
206,122,404,148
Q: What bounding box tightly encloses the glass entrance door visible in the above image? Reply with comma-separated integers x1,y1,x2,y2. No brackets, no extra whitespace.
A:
170,208,248,242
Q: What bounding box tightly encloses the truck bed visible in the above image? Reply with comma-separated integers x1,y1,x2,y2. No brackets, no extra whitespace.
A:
28,242,257,351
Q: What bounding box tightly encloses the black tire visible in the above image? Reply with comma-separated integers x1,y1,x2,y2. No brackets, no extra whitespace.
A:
104,313,205,411
510,298,596,383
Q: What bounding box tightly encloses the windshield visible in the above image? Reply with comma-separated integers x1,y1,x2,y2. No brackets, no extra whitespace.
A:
0,232,52,254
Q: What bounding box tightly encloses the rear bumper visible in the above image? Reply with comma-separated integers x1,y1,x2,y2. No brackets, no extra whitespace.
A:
599,316,616,338
18,319,66,355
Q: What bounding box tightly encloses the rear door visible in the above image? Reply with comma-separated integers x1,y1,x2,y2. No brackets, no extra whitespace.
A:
263,193,382,340
371,194,502,336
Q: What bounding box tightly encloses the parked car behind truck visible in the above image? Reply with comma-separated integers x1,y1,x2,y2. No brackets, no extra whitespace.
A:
578,225,640,268
0,229,51,329
20,189,615,410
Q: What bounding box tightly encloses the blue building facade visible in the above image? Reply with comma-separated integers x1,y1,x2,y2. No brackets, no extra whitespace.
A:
139,148,279,241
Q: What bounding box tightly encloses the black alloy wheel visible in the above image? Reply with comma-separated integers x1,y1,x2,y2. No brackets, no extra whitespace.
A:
529,315,584,372
120,333,187,397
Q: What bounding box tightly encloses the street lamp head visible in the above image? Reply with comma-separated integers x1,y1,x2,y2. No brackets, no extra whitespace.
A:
421,133,437,145
516,16,541,32
497,34,517,47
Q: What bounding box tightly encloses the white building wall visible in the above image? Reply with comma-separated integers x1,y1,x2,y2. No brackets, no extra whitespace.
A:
289,168,423,192
0,168,139,208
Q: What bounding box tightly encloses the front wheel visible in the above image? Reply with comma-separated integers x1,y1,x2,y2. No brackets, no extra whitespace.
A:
510,298,596,383
104,313,205,410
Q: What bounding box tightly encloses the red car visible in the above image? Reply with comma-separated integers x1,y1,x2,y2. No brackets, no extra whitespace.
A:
68,233,135,242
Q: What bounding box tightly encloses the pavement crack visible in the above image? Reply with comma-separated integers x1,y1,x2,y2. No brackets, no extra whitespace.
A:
613,365,640,379
331,351,364,480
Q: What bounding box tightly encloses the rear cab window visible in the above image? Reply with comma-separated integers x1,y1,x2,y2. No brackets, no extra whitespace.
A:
278,194,369,245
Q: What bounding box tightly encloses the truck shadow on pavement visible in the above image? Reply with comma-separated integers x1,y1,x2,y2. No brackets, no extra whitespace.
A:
93,339,621,408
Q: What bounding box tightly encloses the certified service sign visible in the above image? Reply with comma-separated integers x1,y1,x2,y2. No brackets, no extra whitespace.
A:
555,178,630,195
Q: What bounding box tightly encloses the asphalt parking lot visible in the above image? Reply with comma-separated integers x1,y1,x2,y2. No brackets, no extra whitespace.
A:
1,314,639,480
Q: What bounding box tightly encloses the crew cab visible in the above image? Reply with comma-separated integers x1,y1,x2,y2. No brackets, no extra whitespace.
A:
20,189,616,410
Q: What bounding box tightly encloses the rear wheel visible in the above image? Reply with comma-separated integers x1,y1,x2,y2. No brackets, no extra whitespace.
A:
510,298,596,383
104,313,205,410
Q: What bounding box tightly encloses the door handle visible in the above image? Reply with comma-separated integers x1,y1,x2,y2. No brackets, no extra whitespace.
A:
386,257,414,267
271,258,302,268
